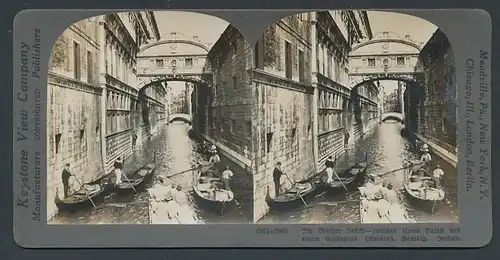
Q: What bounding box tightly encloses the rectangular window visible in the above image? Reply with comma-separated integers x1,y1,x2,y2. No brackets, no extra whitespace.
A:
397,57,405,66
156,59,164,67
298,49,305,82
231,119,236,133
247,121,252,136
266,132,273,153
185,58,193,67
55,133,62,154
285,41,292,79
368,58,376,67
73,41,81,80
87,50,93,84
232,75,238,89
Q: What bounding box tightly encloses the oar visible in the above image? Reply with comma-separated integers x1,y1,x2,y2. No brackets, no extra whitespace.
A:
283,172,308,206
72,176,97,208
165,165,203,178
121,171,137,193
378,164,418,177
332,154,348,191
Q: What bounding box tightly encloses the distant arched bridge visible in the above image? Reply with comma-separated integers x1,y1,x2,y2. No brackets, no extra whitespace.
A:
381,112,404,123
169,113,192,124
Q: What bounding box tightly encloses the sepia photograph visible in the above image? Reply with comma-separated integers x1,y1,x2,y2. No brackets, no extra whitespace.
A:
251,10,458,224
46,11,254,224
44,10,458,225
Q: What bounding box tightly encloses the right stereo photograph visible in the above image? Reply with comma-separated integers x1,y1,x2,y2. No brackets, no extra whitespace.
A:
246,10,458,224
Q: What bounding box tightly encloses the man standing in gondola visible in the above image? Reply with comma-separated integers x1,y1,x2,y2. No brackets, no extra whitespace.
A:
221,165,234,191
114,157,124,185
61,163,73,198
273,162,284,197
432,164,444,189
420,143,432,174
209,148,221,167
325,156,335,184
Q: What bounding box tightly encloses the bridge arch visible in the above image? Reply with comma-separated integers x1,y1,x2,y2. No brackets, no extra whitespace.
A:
349,74,424,92
137,75,212,94
169,113,192,124
381,112,404,123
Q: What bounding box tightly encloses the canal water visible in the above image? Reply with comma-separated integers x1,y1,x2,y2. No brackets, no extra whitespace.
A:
259,120,458,224
50,122,253,224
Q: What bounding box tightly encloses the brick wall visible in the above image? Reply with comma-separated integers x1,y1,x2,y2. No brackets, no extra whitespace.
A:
46,19,103,220
417,29,457,156
252,16,316,221
206,25,254,169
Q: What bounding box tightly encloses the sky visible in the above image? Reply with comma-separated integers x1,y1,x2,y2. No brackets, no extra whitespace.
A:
153,11,229,46
367,11,437,44
366,11,437,95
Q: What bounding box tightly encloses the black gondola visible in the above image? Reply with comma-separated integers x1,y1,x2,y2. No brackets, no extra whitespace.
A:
403,162,445,213
265,179,318,211
192,165,234,214
115,163,156,192
54,181,108,211
319,161,368,193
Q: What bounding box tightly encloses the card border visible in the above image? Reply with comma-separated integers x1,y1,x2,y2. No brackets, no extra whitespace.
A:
11,8,492,248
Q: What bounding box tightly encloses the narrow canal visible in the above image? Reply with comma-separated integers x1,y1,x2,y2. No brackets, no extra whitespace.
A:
260,121,458,224
50,122,253,224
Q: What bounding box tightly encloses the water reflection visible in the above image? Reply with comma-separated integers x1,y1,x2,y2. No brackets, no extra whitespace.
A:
260,121,458,224
50,122,252,224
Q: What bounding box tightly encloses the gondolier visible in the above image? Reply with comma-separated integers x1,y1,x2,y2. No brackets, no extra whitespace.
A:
221,166,234,191
114,157,124,185
209,149,221,166
420,144,432,173
344,130,350,150
273,162,284,197
61,163,73,199
325,156,335,184
432,164,444,188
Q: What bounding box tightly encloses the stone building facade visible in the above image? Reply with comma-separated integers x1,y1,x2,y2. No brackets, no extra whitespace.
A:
101,12,163,173
47,12,162,220
313,10,373,172
252,13,316,221
205,25,254,172
47,18,103,220
415,29,458,167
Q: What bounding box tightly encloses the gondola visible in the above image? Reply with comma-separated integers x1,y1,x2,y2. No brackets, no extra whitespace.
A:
320,161,368,193
192,165,234,214
115,163,156,192
265,179,318,211
358,176,412,223
54,182,107,211
403,163,445,213
359,197,413,223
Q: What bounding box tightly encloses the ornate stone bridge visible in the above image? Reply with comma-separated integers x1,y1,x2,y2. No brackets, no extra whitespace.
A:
169,113,192,124
349,31,425,91
381,112,404,122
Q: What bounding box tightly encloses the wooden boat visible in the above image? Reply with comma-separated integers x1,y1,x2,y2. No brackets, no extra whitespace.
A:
358,178,412,223
55,182,106,211
403,163,445,213
192,165,234,214
115,163,156,192
147,187,205,224
359,198,413,223
265,179,317,211
320,161,368,192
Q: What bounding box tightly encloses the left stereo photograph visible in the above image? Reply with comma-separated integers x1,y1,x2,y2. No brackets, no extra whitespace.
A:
46,11,254,225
